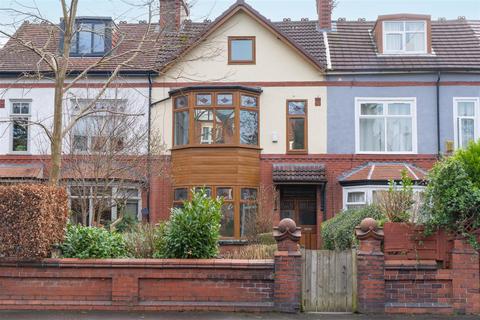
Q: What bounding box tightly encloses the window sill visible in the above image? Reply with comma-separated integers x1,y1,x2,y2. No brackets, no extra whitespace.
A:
7,152,31,156
355,151,417,155
228,61,256,65
287,150,308,155
171,145,262,151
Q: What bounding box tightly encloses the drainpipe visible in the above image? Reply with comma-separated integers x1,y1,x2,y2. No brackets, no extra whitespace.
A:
146,72,153,222
436,72,441,158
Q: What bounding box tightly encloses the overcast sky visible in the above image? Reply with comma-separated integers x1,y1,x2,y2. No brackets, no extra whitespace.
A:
0,0,479,24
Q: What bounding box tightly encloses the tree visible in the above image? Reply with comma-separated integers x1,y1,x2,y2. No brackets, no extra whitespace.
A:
0,0,163,186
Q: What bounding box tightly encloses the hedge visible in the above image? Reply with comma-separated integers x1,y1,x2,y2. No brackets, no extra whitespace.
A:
321,205,384,250
0,184,68,259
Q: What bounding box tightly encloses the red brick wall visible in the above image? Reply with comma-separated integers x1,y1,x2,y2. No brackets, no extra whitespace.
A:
0,259,275,312
357,227,480,315
385,267,453,314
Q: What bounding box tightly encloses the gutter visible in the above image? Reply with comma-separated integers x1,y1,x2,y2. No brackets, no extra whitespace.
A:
436,71,441,158
146,72,153,222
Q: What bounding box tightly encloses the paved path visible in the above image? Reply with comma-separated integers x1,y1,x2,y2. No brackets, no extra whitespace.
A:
0,311,477,320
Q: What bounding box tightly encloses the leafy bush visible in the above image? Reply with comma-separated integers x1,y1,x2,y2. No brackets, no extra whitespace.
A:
123,223,158,258
376,170,415,223
0,184,68,259
322,205,384,250
421,154,480,246
158,189,222,259
61,224,129,259
453,139,480,186
222,244,276,260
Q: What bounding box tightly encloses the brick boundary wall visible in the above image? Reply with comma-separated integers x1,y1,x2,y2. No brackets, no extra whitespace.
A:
0,218,303,313
356,219,480,315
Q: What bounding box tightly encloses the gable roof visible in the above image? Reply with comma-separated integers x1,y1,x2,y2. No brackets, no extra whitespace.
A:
328,19,480,72
157,0,327,72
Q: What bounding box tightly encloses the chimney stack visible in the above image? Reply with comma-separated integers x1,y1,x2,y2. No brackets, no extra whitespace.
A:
160,0,189,32
317,0,333,31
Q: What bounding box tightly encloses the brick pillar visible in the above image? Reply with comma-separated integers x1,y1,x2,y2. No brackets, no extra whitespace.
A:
451,239,480,314
273,218,302,313
355,218,385,314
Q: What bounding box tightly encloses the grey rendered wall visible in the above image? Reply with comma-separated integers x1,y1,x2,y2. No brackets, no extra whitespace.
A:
326,73,480,154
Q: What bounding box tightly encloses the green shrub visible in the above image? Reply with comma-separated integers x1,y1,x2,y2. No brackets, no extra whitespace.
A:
421,155,480,247
158,189,222,259
222,244,276,260
453,139,480,186
321,205,384,250
123,223,158,258
114,214,139,233
61,224,129,259
376,170,415,223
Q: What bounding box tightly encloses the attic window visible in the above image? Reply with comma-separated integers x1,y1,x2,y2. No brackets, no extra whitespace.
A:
383,21,426,54
228,36,256,64
67,18,112,56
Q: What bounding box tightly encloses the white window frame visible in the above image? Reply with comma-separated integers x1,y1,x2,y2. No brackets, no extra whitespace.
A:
453,97,480,150
70,99,127,153
342,185,425,210
383,20,427,54
68,184,142,226
355,97,418,154
9,100,32,154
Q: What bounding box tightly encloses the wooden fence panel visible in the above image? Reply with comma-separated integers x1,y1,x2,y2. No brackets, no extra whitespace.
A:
302,249,357,312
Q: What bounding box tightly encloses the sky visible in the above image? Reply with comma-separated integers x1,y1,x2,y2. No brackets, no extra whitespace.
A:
0,0,479,25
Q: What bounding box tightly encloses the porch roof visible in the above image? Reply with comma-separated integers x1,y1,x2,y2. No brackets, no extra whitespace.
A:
272,163,326,185
339,162,427,186
0,164,44,180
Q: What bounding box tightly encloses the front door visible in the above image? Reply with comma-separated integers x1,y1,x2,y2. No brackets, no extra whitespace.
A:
280,186,318,249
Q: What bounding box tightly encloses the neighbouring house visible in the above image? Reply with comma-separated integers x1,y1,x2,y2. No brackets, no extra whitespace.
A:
0,15,162,226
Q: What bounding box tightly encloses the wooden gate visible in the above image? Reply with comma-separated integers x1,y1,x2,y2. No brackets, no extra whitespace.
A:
302,249,357,312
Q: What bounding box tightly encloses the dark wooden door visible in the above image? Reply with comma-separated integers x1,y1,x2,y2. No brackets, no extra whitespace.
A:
280,198,318,249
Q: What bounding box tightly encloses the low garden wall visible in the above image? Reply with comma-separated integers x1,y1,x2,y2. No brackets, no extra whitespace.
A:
0,259,274,312
356,219,480,315
0,218,302,313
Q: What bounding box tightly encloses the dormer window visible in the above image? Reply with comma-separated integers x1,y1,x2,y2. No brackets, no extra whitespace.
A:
374,14,431,55
64,17,113,56
384,21,426,54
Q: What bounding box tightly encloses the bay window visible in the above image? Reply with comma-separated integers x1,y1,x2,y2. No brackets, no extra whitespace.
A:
356,98,417,154
172,89,260,148
383,21,426,54
173,186,258,239
343,185,425,211
454,98,479,149
71,99,127,153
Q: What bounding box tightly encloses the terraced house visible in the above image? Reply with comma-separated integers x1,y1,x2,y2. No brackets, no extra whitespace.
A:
1,0,479,249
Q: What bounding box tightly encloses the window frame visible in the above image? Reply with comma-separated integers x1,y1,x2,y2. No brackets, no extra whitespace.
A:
286,99,308,154
453,97,480,150
70,99,128,153
69,19,111,57
228,36,256,65
355,97,418,154
9,100,31,154
342,185,425,211
68,184,142,226
382,20,427,55
172,90,260,149
172,186,258,240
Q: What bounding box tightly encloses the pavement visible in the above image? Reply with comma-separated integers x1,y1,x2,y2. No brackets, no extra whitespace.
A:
0,311,478,320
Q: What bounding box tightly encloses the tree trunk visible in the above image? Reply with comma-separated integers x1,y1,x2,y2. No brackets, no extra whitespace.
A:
49,75,66,186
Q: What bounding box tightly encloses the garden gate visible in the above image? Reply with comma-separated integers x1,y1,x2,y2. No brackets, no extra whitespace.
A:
302,249,357,312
